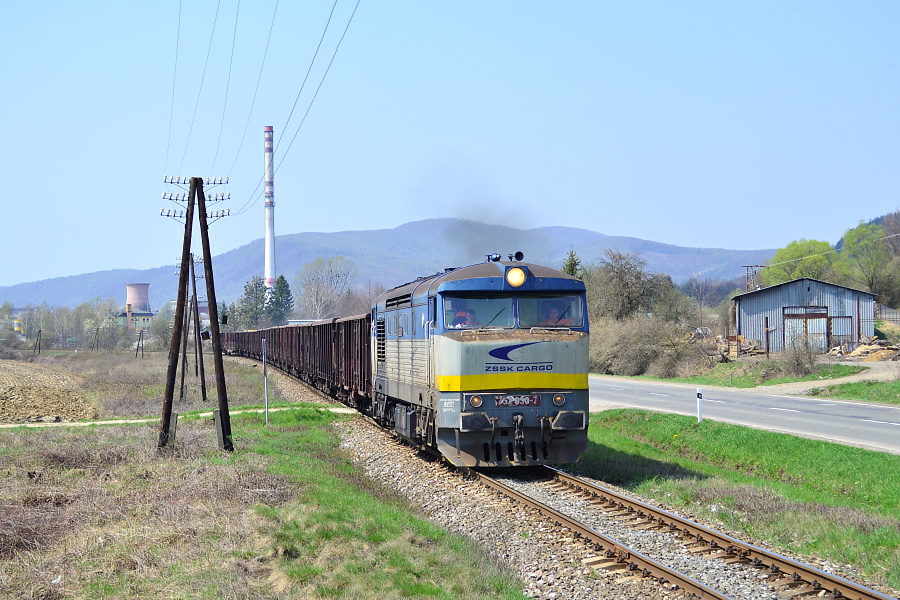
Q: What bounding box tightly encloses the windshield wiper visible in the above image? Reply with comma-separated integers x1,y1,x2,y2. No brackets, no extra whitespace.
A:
483,307,506,327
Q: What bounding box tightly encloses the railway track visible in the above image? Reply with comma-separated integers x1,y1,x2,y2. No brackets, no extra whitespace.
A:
260,361,898,599
471,468,732,599
470,465,897,600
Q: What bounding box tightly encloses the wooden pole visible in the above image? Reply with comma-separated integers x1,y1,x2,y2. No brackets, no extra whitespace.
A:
195,178,233,451
190,256,208,402
159,181,195,449
178,293,191,402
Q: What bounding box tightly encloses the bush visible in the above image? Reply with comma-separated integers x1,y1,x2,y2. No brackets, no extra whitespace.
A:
779,339,816,377
590,316,666,376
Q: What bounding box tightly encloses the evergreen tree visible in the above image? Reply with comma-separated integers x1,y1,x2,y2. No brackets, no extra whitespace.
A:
561,249,583,279
265,275,294,326
232,277,268,329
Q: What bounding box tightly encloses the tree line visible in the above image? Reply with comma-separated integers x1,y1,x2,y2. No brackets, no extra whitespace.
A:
0,298,132,354
223,256,385,331
759,215,900,306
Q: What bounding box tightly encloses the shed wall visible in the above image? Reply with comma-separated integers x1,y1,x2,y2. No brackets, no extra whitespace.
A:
734,280,874,353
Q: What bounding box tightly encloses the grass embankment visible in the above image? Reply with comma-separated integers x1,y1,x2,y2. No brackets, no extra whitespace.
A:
647,360,867,388
575,410,900,592
808,379,900,405
0,410,525,599
0,352,526,599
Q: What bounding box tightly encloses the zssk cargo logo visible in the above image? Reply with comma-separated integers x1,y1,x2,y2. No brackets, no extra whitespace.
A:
484,342,553,373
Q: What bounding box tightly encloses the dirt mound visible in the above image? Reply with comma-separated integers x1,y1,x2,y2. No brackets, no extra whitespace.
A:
0,360,96,423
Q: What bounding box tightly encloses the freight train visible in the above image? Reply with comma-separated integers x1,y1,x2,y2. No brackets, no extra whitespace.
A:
222,254,590,467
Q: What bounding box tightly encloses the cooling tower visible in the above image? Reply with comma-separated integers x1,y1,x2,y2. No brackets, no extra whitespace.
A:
125,283,151,313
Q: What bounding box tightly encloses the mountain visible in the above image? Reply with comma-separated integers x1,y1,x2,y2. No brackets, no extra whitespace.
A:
0,219,774,309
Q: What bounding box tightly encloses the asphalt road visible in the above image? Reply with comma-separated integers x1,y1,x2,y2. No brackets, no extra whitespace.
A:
589,374,900,455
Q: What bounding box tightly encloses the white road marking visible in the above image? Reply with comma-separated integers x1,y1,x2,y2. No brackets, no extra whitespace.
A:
861,419,900,426
769,407,801,413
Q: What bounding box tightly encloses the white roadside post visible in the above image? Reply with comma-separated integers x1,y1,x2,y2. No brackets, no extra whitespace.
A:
262,339,269,425
697,388,703,423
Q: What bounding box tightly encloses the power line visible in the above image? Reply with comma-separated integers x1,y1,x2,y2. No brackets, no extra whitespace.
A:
225,0,280,178
176,0,223,176
276,0,361,174
765,231,900,270
275,0,340,158
163,0,183,176
234,0,343,216
210,0,242,176
234,0,361,217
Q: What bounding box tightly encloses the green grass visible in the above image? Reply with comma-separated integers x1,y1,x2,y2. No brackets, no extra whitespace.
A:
808,379,900,406
576,409,900,590
231,408,528,599
632,360,867,388
0,405,527,599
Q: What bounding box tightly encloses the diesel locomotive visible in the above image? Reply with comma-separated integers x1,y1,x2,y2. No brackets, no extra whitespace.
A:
222,255,590,467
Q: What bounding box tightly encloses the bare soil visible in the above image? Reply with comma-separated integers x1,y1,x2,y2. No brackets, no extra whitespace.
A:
0,360,97,423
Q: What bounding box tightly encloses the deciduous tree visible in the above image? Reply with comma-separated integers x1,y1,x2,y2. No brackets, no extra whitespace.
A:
760,239,834,286
294,256,357,319
583,250,670,321
833,221,893,296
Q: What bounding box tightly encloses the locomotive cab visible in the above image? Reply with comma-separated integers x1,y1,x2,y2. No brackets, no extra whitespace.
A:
373,259,590,467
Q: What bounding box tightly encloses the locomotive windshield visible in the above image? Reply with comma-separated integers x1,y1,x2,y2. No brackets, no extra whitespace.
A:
442,293,584,329
445,296,515,328
518,294,584,328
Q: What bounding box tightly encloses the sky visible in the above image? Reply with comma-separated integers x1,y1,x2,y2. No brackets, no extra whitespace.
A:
1,1,898,287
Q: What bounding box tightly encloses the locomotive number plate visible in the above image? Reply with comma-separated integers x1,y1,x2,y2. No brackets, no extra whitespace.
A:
494,394,541,407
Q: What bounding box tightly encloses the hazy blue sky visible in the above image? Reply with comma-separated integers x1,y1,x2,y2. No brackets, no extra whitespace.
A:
1,2,898,287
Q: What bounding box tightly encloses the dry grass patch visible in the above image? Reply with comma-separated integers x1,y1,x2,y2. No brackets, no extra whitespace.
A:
0,423,296,600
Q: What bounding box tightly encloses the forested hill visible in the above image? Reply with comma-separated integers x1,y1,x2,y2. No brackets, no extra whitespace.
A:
0,219,774,309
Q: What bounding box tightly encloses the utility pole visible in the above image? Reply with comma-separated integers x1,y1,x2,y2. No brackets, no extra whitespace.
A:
742,265,763,291
190,255,208,402
159,176,231,450
197,180,233,450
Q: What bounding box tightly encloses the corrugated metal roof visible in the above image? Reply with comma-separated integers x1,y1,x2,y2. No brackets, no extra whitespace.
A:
732,278,873,300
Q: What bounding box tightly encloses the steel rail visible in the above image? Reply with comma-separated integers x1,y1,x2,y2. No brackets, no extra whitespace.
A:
468,468,733,600
544,466,897,600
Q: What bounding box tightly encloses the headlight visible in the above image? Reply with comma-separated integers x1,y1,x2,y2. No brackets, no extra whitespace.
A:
470,395,483,408
552,394,566,406
506,267,526,287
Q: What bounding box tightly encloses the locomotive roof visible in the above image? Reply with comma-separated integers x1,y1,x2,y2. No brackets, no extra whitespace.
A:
376,261,583,307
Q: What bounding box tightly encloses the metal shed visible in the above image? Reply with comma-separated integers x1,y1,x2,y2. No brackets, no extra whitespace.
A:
732,278,874,354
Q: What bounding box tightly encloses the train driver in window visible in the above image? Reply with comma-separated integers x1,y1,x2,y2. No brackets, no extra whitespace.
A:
450,299,468,326
455,309,481,328
539,302,572,326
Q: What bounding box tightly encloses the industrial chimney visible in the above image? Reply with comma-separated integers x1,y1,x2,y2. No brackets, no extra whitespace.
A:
264,126,276,288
